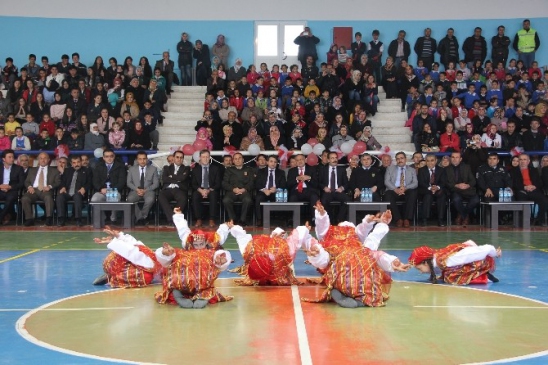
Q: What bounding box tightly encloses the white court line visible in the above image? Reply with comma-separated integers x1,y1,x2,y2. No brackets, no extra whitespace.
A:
414,305,548,309
291,285,313,365
1,307,133,312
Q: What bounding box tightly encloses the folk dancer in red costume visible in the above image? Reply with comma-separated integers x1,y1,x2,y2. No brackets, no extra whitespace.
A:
92,226,161,288
302,203,410,308
153,207,233,309
408,241,502,285
229,224,306,285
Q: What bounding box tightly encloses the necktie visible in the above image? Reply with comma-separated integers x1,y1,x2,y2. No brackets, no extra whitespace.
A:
69,170,78,195
297,168,304,193
203,166,209,189
330,167,336,191
454,166,459,182
430,169,435,185
268,169,274,189
107,164,112,173
399,167,405,188
140,167,145,189
38,167,45,191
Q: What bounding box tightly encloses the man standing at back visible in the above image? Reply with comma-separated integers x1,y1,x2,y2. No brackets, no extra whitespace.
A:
126,151,159,226
155,52,175,95
463,27,487,68
22,152,61,226
513,19,541,69
388,30,411,68
177,32,193,86
414,28,437,71
491,26,511,67
294,27,320,68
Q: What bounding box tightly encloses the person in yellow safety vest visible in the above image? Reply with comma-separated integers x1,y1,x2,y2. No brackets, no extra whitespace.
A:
512,19,541,69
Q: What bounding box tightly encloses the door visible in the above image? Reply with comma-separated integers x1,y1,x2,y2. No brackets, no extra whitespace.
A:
255,21,306,70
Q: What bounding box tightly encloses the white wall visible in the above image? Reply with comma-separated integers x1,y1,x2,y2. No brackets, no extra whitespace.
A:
5,0,548,21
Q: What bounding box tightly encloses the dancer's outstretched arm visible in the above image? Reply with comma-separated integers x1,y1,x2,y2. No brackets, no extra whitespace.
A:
172,208,190,247
314,202,330,241
230,224,253,255
445,244,501,267
216,220,233,246
213,250,232,271
371,251,410,273
107,236,155,269
155,243,176,268
305,243,330,270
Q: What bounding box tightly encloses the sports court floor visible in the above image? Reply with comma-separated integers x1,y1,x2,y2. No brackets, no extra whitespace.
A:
1,225,548,365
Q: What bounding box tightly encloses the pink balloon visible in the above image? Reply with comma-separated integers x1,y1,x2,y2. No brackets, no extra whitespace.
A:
306,153,318,166
352,141,367,155
193,140,206,151
182,144,195,155
307,138,318,147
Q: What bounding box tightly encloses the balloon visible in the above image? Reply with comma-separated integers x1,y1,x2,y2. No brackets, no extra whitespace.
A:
340,141,353,154
306,153,318,166
248,143,261,156
182,144,195,155
193,140,206,151
300,143,313,155
313,143,325,156
94,148,103,159
192,151,201,162
352,141,367,155
348,139,357,148
307,138,318,147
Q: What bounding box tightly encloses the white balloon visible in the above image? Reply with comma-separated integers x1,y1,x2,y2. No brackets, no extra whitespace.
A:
301,143,313,155
94,148,103,159
313,143,325,156
340,142,353,154
348,139,357,147
248,143,261,156
193,151,201,162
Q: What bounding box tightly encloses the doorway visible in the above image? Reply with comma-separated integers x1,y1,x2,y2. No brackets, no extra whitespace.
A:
255,21,306,71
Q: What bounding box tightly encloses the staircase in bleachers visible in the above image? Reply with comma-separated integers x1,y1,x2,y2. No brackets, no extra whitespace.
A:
154,85,415,154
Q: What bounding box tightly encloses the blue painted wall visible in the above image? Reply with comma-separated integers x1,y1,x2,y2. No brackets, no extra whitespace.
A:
0,16,546,72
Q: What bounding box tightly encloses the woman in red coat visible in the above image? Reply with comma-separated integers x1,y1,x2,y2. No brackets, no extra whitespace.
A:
439,121,460,152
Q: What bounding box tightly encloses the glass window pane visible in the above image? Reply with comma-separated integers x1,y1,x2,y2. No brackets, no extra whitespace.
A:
284,25,304,56
257,25,278,56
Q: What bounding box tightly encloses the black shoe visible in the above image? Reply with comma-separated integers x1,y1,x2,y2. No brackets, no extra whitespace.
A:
45,217,53,226
438,221,446,227
75,219,83,227
135,219,144,226
57,218,66,227
420,219,428,227
256,220,263,227
287,219,293,228
487,272,499,283
92,273,108,285
24,219,34,227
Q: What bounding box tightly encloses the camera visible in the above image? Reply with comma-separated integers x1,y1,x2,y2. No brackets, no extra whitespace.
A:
303,32,309,36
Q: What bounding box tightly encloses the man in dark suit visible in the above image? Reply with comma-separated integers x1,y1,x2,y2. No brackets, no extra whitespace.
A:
126,151,159,225
159,150,191,226
191,150,221,228
155,51,175,94
0,149,25,226
21,152,61,226
222,152,254,226
56,155,91,226
254,155,287,227
351,32,367,64
68,88,87,117
384,152,419,228
287,154,319,224
418,154,448,227
91,149,127,222
348,153,384,202
319,152,349,224
445,151,479,227
510,153,547,226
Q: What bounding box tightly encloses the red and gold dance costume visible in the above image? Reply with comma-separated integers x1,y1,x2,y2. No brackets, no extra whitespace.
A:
154,248,233,305
303,225,392,307
409,242,497,285
101,234,162,288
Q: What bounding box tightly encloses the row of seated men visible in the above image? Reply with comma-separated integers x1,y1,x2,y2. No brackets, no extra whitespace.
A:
0,147,546,228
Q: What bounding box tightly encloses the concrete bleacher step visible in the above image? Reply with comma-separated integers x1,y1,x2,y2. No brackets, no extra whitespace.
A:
370,111,407,121
373,127,411,136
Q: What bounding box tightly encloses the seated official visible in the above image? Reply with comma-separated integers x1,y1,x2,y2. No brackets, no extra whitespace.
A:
445,151,479,227
348,153,384,202
0,149,25,225
56,155,91,226
417,154,448,227
286,154,319,225
254,155,287,227
383,151,418,228
222,152,254,226
510,153,547,226
318,151,349,224
191,149,221,228
158,150,190,226
126,151,159,225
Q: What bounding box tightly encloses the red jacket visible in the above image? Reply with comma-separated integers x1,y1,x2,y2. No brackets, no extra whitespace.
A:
39,120,55,137
439,132,460,152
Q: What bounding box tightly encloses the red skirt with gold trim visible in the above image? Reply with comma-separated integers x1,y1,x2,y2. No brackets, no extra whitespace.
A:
102,245,159,288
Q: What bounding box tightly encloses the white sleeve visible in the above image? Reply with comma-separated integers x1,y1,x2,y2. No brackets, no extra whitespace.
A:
373,251,398,273
107,238,155,269
286,226,310,255
230,225,252,255
173,213,190,247
213,250,232,271
117,232,144,246
154,247,176,268
445,245,498,267
363,223,389,251
355,216,376,243
314,210,330,241
216,223,230,246
307,243,330,270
